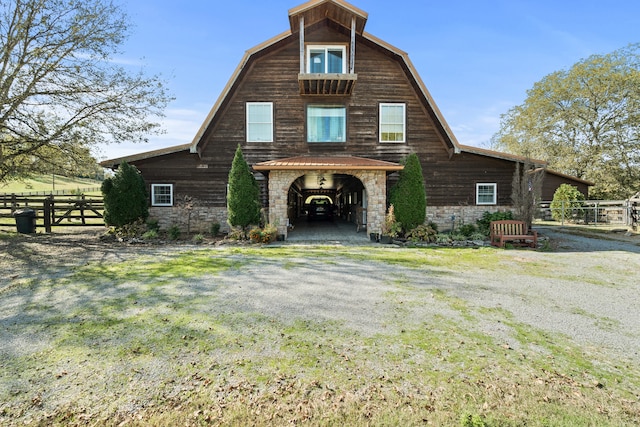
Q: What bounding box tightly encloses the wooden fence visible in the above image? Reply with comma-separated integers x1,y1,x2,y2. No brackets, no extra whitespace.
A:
0,193,104,232
12,187,101,197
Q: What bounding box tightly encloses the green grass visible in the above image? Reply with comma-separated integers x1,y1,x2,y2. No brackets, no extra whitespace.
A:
0,174,102,194
1,245,639,426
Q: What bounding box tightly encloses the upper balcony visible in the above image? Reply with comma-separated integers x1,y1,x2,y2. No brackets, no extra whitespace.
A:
298,45,356,95
298,72,357,95
290,1,366,96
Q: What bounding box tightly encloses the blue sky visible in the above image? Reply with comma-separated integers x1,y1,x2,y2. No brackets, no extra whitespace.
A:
98,0,639,160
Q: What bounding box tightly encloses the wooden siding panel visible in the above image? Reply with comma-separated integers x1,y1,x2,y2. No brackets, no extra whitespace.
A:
542,173,589,200
129,20,547,211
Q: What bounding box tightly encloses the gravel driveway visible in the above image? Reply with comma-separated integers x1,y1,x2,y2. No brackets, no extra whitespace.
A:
1,227,640,424
2,226,639,363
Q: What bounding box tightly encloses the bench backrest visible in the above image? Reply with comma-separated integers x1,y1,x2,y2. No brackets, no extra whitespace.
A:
490,220,526,236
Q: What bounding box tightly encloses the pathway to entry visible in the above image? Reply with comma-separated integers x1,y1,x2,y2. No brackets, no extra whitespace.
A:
286,218,371,243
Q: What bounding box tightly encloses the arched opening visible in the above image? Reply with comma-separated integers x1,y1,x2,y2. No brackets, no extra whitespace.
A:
255,156,402,240
285,171,369,240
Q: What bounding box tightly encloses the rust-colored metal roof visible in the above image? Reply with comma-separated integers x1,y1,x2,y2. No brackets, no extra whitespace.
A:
254,156,403,171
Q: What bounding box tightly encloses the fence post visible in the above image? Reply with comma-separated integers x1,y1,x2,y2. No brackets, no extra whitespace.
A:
44,197,52,233
49,194,56,227
561,201,565,226
80,194,86,225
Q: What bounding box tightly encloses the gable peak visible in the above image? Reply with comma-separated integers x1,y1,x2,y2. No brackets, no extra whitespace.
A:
288,0,368,34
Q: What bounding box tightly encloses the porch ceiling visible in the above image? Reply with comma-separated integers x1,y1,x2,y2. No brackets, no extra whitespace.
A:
253,156,403,171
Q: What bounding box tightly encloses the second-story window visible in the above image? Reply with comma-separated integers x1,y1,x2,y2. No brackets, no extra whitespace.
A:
246,102,273,142
307,45,346,74
307,105,346,143
379,103,406,142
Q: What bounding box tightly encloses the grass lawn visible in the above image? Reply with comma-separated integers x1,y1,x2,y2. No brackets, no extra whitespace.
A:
1,245,639,426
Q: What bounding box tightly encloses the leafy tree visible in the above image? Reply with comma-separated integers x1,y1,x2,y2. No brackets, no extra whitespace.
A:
227,145,261,234
492,44,640,199
389,153,426,232
0,0,172,183
550,183,585,222
101,161,148,227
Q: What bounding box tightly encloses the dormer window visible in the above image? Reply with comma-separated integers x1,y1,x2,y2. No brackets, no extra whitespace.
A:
307,45,346,74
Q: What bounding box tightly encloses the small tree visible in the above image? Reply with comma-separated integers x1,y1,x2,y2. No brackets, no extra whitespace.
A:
511,160,544,230
101,161,148,227
227,145,261,236
175,194,198,235
381,204,401,237
550,184,585,222
389,153,427,233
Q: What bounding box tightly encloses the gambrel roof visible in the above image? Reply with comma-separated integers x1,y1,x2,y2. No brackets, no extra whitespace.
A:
190,0,460,156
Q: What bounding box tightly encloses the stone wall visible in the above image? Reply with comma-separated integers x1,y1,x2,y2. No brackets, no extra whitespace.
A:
149,206,229,233
149,199,513,236
427,205,514,231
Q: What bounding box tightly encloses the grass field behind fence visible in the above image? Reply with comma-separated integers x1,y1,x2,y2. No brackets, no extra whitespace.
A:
0,175,102,195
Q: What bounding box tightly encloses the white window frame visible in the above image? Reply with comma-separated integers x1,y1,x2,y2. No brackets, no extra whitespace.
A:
306,45,347,74
151,184,173,207
379,103,406,143
246,102,273,142
476,183,497,205
306,104,346,143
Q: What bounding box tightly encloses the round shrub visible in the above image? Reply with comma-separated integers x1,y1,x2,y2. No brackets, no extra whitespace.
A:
550,184,585,222
406,224,438,243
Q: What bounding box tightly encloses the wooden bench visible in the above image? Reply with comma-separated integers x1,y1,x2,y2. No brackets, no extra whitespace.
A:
490,220,538,248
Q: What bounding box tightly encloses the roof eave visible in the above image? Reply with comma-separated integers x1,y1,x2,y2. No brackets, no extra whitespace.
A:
189,30,292,153
100,143,192,168
458,144,548,166
253,164,404,171
362,32,461,152
288,0,368,34
546,169,595,186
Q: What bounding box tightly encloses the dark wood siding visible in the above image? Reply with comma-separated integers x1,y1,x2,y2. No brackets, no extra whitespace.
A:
542,173,590,200
191,21,454,207
133,151,229,206
128,19,583,209
425,152,518,206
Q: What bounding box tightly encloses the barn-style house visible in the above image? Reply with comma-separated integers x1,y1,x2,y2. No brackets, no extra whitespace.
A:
101,0,590,238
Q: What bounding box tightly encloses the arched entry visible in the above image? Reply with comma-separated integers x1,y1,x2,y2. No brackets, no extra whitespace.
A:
254,156,403,239
287,172,367,227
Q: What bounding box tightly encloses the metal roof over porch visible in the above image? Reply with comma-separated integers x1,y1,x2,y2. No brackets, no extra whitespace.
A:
253,156,403,171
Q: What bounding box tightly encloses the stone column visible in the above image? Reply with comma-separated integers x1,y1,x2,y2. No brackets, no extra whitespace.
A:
267,170,298,238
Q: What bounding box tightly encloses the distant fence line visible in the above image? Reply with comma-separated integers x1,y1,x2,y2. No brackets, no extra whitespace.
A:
0,193,104,232
537,200,639,228
0,187,101,197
